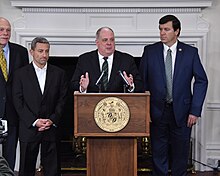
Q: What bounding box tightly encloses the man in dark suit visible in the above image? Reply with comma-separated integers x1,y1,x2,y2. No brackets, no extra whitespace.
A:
0,17,29,171
71,26,143,93
139,15,208,176
12,37,68,176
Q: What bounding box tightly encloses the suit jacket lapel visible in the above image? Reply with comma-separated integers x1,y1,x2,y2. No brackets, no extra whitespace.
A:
8,42,15,77
157,42,167,84
92,50,102,78
42,64,53,98
108,51,121,89
27,63,43,96
173,42,184,82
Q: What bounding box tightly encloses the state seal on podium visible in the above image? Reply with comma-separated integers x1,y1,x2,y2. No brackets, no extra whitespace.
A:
94,97,130,132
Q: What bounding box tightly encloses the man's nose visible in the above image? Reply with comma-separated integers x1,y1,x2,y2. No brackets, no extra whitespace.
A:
160,30,166,35
2,30,8,35
106,40,111,44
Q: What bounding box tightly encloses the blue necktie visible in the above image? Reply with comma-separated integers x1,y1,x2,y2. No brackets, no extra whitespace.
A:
102,57,108,90
165,49,172,102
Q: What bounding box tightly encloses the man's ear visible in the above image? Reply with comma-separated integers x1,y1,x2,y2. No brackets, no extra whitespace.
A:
175,29,180,36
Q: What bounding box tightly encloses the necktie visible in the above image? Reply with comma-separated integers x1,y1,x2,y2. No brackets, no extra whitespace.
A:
102,57,108,90
165,49,172,103
0,49,8,81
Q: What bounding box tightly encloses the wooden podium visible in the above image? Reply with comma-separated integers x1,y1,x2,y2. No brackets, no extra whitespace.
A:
74,92,150,176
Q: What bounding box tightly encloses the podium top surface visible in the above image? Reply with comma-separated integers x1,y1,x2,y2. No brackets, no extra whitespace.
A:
74,91,150,96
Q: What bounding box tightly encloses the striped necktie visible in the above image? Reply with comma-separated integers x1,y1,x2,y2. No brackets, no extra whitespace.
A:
0,49,8,81
102,57,108,91
165,49,172,103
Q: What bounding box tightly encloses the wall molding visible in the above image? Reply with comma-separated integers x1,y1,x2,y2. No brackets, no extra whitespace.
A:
14,29,208,57
21,7,202,14
11,0,212,8
207,102,220,110
206,143,220,150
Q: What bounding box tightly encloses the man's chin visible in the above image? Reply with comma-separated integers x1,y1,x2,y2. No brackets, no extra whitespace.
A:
0,41,9,47
160,39,167,43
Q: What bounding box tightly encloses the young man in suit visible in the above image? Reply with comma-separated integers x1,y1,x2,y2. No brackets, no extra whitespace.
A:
71,26,143,93
12,37,68,176
139,15,208,176
0,17,29,171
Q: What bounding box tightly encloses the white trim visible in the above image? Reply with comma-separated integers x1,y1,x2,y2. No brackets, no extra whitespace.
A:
10,0,212,8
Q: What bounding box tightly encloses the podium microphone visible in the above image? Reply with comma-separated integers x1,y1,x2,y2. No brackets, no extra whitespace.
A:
95,71,105,86
118,70,129,86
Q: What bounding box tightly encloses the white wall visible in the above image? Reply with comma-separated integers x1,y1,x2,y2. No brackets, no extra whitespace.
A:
0,0,21,41
202,0,220,166
1,0,220,172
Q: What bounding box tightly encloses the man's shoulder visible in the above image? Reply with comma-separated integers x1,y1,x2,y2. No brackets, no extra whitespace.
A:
14,63,31,75
114,50,133,58
178,41,198,51
48,64,65,74
8,42,28,51
79,50,97,58
144,41,161,49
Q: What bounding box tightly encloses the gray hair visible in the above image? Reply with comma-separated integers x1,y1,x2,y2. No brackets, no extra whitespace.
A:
31,37,50,50
96,27,114,40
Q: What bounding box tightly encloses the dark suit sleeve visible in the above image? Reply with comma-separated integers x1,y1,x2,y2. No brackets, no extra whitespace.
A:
127,55,144,93
0,156,15,176
139,46,149,91
12,69,37,128
70,55,83,92
22,47,29,65
49,70,68,126
190,48,208,116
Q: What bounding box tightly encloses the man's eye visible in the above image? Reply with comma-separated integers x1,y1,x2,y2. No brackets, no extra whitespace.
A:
102,39,108,42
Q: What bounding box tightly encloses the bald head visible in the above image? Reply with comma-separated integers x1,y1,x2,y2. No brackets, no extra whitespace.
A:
0,17,11,48
95,27,115,57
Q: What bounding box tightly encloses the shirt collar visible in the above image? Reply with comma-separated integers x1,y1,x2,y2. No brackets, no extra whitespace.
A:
32,61,47,71
2,43,9,53
97,51,114,60
163,41,178,53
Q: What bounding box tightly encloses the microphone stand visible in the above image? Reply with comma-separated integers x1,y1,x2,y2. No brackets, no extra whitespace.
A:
123,84,128,93
95,71,105,93
97,84,102,93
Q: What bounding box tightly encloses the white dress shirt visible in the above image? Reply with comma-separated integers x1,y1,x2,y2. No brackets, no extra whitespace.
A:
163,41,177,77
32,61,47,94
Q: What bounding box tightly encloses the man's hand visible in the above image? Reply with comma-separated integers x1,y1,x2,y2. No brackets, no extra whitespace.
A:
187,114,198,128
36,119,53,131
79,72,89,92
123,71,134,88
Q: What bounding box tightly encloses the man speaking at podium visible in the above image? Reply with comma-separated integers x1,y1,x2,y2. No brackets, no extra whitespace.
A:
71,27,143,93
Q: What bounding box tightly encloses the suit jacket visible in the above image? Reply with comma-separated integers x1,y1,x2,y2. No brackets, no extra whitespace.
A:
139,41,208,127
12,63,68,142
71,49,143,93
0,42,29,126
